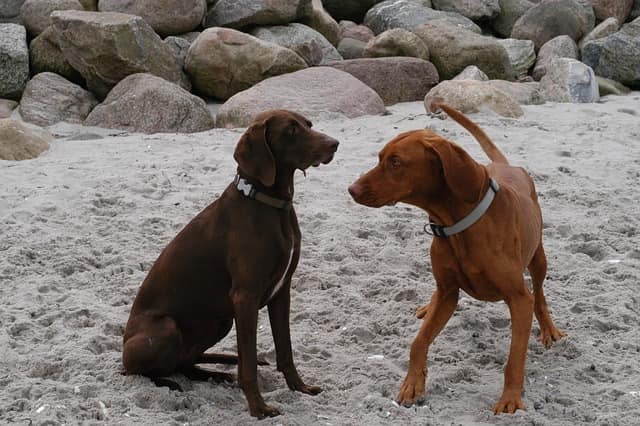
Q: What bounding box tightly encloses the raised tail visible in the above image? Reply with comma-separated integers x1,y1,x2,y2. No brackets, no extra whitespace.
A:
430,100,509,164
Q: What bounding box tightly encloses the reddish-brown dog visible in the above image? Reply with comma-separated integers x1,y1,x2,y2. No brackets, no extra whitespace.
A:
348,102,564,414
122,110,338,418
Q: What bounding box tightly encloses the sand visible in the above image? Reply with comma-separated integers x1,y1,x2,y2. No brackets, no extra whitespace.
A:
1,95,640,426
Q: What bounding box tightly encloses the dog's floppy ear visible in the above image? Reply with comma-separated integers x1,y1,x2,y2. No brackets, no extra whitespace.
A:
429,139,483,202
233,118,276,187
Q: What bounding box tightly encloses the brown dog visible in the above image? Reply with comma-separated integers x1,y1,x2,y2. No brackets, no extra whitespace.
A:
348,102,564,414
122,110,339,418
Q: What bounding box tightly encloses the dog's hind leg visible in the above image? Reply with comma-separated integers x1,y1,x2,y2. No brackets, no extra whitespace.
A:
528,243,565,349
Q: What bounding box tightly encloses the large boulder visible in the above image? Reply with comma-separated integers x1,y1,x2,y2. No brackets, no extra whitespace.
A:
29,26,83,84
491,0,534,38
327,57,439,104
582,18,640,88
539,58,599,103
632,0,640,19
453,65,489,81
215,67,386,128
0,24,29,100
184,27,307,100
323,0,387,22
51,11,190,99
364,0,480,35
486,80,543,104
533,35,579,80
0,99,18,118
497,38,535,77
98,0,206,36
432,0,501,20
591,0,632,24
363,28,430,60
299,0,340,46
339,20,375,42
251,23,341,66
579,17,619,49
19,72,97,126
511,0,594,50
337,37,367,58
0,0,26,22
425,80,523,118
204,0,308,29
85,73,214,134
0,118,51,161
163,36,192,69
20,0,83,36
596,76,631,95
414,21,515,80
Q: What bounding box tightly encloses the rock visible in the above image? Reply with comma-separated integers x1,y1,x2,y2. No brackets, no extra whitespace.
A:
20,0,83,36
162,36,192,69
251,23,342,66
432,0,501,20
425,80,523,117
414,21,514,80
85,73,214,134
497,38,536,78
539,58,599,102
328,57,439,104
98,0,206,36
0,99,18,118
486,80,543,104
299,0,340,46
30,26,83,84
51,11,190,99
0,118,51,160
596,76,631,95
78,0,97,10
19,72,97,126
632,0,640,19
215,67,386,128
323,0,388,22
364,0,480,35
579,17,620,49
453,65,489,81
204,0,307,30
184,28,307,100
533,35,579,80
363,28,430,60
591,0,632,24
337,37,367,59
0,0,26,22
491,0,534,38
0,24,29,100
511,0,593,49
176,31,201,43
339,20,375,42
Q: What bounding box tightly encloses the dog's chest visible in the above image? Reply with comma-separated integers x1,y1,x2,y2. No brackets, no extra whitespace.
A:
265,245,295,304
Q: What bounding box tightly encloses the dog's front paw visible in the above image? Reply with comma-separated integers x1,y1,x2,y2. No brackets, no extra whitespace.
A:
249,403,281,419
396,371,426,407
539,326,566,349
493,392,525,414
293,383,322,395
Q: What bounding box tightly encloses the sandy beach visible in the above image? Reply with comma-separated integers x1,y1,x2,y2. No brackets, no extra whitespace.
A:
1,96,640,425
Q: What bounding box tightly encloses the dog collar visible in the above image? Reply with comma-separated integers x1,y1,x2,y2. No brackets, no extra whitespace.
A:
427,178,500,238
234,175,292,210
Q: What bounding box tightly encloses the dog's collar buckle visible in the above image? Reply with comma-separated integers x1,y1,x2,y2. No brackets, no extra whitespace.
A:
235,176,256,198
234,175,291,210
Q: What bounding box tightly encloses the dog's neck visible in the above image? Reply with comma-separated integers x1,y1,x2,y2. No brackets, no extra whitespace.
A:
236,166,295,201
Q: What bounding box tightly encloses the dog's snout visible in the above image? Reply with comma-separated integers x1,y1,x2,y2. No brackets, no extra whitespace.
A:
348,183,362,200
326,138,339,152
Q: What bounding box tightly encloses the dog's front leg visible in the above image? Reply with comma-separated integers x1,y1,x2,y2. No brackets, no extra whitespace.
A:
268,282,322,395
231,289,281,419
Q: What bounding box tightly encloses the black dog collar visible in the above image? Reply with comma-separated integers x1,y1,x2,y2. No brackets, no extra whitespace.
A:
234,175,292,210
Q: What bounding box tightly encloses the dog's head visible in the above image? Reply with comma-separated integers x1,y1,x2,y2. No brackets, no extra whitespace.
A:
234,110,339,186
348,130,480,208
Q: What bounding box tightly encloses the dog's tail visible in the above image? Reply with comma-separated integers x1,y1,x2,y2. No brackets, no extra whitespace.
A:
429,99,509,164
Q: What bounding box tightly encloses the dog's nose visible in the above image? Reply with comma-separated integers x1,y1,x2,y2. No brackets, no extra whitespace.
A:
348,183,361,200
327,138,339,152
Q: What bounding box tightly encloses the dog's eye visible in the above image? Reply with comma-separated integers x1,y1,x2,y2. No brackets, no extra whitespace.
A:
288,123,297,135
389,156,402,168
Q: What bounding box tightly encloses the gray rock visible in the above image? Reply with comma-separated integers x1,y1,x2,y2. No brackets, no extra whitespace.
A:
533,35,579,81
0,24,29,100
363,28,430,60
85,73,214,134
323,0,388,22
78,0,97,10
364,0,480,35
582,18,640,88
98,0,206,36
215,67,386,128
20,0,83,36
0,118,51,160
19,72,97,126
591,0,632,24
579,17,620,49
453,65,489,81
425,80,524,117
176,31,200,43
0,99,18,118
432,0,501,20
0,0,26,22
163,36,192,69
204,0,308,30
337,37,367,59
486,80,542,104
339,20,375,43
251,23,342,66
497,38,535,77
29,26,83,84
539,58,599,103
491,0,534,38
596,76,631,95
299,0,340,46
327,57,439,105
414,21,514,80
632,0,640,19
51,11,190,99
184,28,307,100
